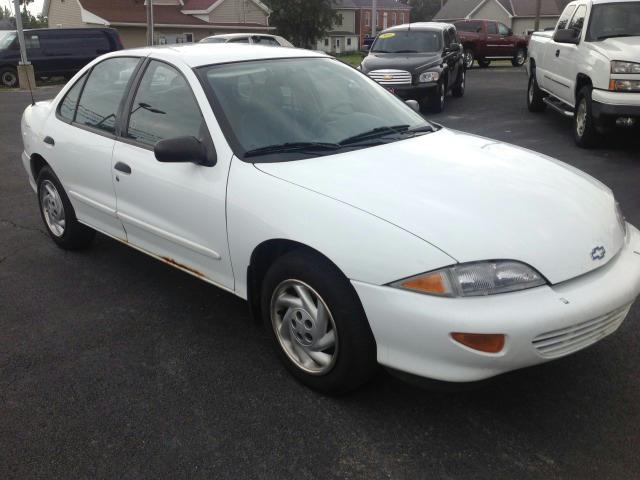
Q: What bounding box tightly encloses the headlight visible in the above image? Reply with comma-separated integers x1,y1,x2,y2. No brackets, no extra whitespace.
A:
611,61,640,74
390,261,546,297
616,201,627,237
609,79,640,92
419,71,440,83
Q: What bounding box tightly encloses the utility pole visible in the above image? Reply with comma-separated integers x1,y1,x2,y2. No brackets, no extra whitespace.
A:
534,0,541,31
146,0,154,45
371,0,378,37
13,0,35,91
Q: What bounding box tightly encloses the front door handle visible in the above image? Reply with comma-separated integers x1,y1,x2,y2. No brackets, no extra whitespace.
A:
114,162,131,174
43,136,55,146
555,49,560,57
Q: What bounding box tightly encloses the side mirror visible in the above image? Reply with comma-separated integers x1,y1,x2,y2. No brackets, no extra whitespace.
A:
361,44,370,53
508,28,513,36
553,28,580,44
405,99,420,113
154,136,216,167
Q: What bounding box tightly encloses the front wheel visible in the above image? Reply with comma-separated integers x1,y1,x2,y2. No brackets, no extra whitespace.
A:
574,86,600,148
452,68,465,97
423,79,446,113
0,66,18,88
37,166,96,250
261,250,377,394
512,48,526,67
463,49,474,69
527,74,546,112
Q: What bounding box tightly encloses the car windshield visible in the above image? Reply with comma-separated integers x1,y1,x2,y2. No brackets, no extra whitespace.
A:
587,2,640,40
198,57,433,161
371,30,442,53
0,31,16,50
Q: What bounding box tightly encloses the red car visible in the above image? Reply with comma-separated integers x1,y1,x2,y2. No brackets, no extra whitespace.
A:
454,19,528,68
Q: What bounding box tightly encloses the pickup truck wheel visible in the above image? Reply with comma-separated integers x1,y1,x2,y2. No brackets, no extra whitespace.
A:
452,68,465,97
37,166,96,250
477,59,491,68
261,250,377,394
512,48,526,67
574,87,600,148
1,67,18,88
527,74,546,112
464,49,474,69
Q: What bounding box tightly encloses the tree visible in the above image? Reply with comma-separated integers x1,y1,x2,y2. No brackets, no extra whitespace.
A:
404,0,443,21
264,0,339,49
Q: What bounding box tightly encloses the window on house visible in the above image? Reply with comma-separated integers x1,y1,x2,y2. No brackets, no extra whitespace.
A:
184,33,194,43
347,38,351,46
324,38,329,46
336,14,343,27
392,13,396,25
365,11,370,27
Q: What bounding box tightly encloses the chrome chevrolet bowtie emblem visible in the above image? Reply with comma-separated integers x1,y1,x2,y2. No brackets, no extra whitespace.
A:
383,74,393,81
591,246,606,261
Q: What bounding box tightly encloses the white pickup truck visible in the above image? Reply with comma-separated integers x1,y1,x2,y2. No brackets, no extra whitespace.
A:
527,0,640,147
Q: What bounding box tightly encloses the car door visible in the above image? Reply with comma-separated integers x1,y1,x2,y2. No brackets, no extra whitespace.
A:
111,58,235,290
485,21,501,56
553,4,587,104
540,4,576,97
443,28,459,89
43,56,141,240
496,22,516,56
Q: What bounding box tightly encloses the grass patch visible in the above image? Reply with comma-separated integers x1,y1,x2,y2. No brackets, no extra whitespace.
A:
336,53,365,69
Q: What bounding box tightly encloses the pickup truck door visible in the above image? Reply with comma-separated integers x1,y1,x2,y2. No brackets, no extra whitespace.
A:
496,23,517,57
539,4,577,100
111,59,235,290
484,22,502,57
552,5,587,104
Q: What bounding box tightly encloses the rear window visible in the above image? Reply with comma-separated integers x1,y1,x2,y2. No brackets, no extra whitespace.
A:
455,21,482,33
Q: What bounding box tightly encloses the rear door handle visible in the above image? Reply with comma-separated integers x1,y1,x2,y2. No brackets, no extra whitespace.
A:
43,136,54,146
114,162,131,174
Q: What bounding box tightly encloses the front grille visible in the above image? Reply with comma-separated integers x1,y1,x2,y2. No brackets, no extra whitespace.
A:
532,304,631,358
368,69,412,85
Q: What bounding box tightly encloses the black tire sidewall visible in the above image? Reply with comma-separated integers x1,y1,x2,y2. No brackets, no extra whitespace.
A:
37,166,94,249
260,250,377,394
464,49,474,69
452,68,465,97
1,67,18,88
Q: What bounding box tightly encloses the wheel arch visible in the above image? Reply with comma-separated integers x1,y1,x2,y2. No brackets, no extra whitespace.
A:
30,153,51,182
575,73,593,101
246,239,346,324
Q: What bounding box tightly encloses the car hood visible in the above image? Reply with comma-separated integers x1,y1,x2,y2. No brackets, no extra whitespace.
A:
361,52,443,73
255,129,625,284
589,36,640,60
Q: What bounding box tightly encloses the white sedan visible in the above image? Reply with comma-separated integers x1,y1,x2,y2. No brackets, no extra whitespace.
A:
20,44,640,393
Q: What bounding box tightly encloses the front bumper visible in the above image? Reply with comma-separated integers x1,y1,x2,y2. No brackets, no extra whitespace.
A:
380,82,438,100
352,224,640,382
592,89,640,121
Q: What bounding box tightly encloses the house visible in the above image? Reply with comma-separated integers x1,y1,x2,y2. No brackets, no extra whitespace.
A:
317,0,411,54
43,0,274,48
0,18,16,30
434,0,572,35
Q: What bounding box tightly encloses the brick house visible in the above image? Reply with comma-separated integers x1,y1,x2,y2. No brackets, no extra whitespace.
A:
317,0,411,54
43,0,274,48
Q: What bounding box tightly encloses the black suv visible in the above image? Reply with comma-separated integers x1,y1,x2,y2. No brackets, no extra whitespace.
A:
0,28,123,88
359,23,465,113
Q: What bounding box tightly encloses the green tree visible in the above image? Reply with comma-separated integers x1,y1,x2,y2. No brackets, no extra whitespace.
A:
264,0,339,48
404,0,443,22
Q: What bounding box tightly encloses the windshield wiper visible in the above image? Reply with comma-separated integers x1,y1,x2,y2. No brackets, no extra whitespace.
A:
244,142,341,158
596,33,635,40
339,125,411,145
393,50,418,53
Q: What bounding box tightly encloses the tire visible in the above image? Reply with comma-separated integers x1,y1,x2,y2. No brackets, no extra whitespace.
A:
527,73,546,112
423,78,446,113
463,49,474,69
477,59,491,68
261,250,377,394
452,68,465,98
512,48,526,67
37,166,96,250
0,66,18,88
574,86,600,148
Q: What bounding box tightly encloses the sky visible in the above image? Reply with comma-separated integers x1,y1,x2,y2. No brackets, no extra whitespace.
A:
1,0,44,16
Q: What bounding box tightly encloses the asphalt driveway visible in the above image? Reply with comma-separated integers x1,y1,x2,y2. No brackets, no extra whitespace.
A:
1,68,639,479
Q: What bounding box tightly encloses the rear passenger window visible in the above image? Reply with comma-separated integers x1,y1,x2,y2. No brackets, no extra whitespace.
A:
254,36,280,46
487,22,498,34
25,34,40,49
229,37,250,43
58,73,86,122
557,5,576,29
75,57,139,134
126,60,206,147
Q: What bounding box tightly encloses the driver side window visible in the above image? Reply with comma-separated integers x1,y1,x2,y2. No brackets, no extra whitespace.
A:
498,23,510,36
557,5,577,29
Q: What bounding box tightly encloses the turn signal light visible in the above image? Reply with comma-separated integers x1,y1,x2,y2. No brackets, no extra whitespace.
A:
400,272,447,295
451,332,505,353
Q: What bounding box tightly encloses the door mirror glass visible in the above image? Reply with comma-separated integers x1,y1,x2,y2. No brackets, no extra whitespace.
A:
405,99,420,113
553,28,580,44
154,136,215,166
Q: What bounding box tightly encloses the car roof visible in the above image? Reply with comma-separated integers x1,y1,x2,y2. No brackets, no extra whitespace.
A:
114,43,324,68
382,22,454,33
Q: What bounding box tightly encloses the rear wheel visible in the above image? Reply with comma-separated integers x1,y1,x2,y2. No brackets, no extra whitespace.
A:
512,48,526,67
574,86,600,148
527,74,546,112
261,250,377,394
463,49,474,69
0,66,18,88
37,166,95,250
477,59,491,68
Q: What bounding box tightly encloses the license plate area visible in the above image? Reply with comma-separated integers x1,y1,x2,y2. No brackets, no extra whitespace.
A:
386,87,396,94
